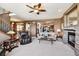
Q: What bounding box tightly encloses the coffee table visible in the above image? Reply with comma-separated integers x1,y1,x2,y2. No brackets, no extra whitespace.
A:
38,37,54,44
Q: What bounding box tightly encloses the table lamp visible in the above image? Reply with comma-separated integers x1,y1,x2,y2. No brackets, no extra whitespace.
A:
7,30,15,40
57,29,61,36
57,29,61,33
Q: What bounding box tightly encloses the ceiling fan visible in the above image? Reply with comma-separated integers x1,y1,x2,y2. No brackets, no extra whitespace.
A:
26,3,46,15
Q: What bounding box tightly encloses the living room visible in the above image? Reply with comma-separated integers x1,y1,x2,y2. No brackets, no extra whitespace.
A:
0,3,79,56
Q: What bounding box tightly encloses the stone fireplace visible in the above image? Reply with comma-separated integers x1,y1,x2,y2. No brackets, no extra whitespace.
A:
63,29,75,46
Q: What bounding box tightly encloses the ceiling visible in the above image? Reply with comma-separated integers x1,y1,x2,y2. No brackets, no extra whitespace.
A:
0,3,73,20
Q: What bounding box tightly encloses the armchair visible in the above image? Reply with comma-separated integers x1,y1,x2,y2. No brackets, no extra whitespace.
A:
20,31,32,45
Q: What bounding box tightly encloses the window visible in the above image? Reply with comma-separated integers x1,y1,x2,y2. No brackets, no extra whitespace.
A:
16,23,24,31
26,23,30,31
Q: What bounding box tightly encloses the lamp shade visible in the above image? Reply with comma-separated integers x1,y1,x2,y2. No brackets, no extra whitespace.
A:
7,30,15,35
57,29,61,32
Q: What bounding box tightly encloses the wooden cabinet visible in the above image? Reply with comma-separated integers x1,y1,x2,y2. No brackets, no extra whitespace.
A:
3,39,19,52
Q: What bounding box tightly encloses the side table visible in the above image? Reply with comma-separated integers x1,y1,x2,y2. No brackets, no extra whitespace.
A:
56,35,63,40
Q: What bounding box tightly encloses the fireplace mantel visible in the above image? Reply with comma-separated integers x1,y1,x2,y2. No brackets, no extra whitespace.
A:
64,29,75,31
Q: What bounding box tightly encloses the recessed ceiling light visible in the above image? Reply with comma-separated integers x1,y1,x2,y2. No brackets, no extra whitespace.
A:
9,13,16,16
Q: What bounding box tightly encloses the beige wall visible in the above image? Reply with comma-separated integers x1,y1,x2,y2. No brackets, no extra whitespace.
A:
52,19,63,33
54,19,64,37
64,4,78,27
68,8,77,17
10,17,22,22
54,20,61,33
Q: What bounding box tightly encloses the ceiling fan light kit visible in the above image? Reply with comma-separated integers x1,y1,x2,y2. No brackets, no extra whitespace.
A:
34,10,39,13
26,3,46,15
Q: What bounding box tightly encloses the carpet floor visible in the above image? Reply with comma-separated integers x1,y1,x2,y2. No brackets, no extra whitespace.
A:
7,39,75,56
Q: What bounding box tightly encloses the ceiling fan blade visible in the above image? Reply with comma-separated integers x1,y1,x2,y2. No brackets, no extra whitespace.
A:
29,11,34,13
34,5,37,8
38,3,41,8
26,5,34,9
39,9,46,12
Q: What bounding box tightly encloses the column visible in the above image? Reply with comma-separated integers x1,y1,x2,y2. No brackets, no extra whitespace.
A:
24,22,26,31
64,15,67,28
